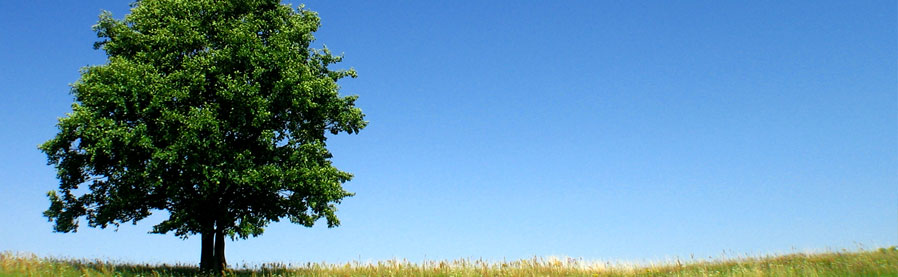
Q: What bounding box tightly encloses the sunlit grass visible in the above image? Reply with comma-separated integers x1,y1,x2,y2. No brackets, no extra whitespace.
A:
2,247,896,276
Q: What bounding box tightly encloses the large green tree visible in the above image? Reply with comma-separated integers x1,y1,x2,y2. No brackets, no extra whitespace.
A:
40,0,365,272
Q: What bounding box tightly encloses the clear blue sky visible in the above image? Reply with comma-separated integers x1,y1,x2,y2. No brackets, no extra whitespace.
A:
0,0,895,266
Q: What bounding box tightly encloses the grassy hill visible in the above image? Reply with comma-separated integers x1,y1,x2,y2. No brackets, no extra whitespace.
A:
2,247,896,276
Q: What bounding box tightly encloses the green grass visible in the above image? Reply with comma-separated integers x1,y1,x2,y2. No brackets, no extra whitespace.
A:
2,247,897,276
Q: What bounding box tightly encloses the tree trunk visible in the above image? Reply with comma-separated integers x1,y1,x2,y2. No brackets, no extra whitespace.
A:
213,225,227,273
200,230,214,272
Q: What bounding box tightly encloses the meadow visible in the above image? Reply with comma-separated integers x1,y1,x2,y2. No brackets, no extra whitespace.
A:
2,247,896,276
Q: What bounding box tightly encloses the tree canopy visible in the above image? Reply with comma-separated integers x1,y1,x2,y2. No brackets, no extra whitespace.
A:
40,0,365,272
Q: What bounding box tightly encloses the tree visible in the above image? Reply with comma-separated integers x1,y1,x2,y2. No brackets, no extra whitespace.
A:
40,0,366,273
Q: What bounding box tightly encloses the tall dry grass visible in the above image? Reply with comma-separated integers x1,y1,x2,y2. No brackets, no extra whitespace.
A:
2,246,896,276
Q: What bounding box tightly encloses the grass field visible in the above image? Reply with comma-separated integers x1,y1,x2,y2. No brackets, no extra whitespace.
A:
2,247,896,276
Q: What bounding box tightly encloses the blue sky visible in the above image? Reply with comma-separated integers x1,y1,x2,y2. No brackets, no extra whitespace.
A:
0,0,895,266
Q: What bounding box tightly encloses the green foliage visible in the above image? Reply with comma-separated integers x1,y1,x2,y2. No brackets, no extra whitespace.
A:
41,0,365,242
3,248,898,276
